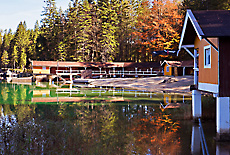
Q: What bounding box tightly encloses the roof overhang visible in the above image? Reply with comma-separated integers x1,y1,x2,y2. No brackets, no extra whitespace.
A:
179,10,204,50
160,60,170,67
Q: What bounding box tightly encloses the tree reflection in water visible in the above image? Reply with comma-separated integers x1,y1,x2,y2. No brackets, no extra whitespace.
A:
0,103,181,154
0,83,187,154
129,107,181,154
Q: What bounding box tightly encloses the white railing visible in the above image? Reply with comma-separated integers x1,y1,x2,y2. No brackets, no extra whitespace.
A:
56,69,158,76
56,69,82,74
108,70,158,75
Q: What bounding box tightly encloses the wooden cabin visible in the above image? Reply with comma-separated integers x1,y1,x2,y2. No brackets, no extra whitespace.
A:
31,61,162,78
161,60,193,76
179,9,230,140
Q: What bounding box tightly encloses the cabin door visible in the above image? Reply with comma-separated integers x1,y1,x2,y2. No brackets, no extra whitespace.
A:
172,67,174,76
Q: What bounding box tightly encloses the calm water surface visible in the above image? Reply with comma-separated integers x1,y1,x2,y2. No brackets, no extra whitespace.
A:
0,82,224,154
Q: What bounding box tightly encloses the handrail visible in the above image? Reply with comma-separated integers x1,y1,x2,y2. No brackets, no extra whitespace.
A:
198,118,209,155
56,69,158,75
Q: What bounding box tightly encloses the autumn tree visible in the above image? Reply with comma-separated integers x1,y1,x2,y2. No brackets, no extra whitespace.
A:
132,0,183,62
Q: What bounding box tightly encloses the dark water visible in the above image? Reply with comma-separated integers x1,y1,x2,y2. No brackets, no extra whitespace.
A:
0,82,226,154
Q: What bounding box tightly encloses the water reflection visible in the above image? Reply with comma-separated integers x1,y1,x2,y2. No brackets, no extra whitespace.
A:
0,82,224,154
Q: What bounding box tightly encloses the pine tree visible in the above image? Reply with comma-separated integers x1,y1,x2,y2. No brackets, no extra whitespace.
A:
99,0,119,62
14,22,30,68
115,0,138,61
58,41,67,61
1,29,14,68
1,50,9,68
2,29,13,54
65,0,82,61
41,0,59,60
12,46,18,69
20,48,27,70
28,21,40,60
0,30,2,51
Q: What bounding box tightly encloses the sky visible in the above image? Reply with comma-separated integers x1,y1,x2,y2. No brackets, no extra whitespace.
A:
0,0,70,32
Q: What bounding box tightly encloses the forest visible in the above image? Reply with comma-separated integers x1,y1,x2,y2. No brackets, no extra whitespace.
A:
0,0,229,70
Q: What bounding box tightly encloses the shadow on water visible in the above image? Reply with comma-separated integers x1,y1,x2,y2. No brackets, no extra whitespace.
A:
0,82,228,154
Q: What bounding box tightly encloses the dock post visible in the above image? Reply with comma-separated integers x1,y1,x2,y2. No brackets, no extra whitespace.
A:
122,67,124,77
216,97,230,141
183,67,185,76
113,67,116,78
192,48,201,122
70,67,73,83
192,90,202,122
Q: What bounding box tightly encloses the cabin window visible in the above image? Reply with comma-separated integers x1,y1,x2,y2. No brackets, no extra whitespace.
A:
204,45,211,68
166,66,169,72
42,66,46,70
166,97,169,103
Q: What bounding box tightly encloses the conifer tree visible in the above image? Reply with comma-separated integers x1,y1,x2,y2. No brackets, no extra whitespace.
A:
12,46,18,69
66,0,82,61
58,41,67,61
115,0,138,61
28,21,40,60
2,29,13,54
14,22,30,68
41,0,59,60
0,30,2,51
1,29,14,68
1,50,9,68
99,0,119,62
20,48,27,70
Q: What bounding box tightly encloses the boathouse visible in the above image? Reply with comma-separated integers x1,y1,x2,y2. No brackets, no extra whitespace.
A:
161,60,193,76
31,61,162,78
178,9,230,140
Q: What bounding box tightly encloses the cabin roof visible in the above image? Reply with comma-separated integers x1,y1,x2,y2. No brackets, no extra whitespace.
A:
161,60,193,67
179,10,230,49
193,10,230,37
31,61,161,68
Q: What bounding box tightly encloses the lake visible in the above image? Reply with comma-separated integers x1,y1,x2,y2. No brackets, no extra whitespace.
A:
0,82,225,154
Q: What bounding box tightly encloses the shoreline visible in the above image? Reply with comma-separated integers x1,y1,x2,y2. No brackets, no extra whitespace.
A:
90,76,194,94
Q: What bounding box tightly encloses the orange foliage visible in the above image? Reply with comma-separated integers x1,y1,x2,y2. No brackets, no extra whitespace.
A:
129,108,181,154
133,0,183,55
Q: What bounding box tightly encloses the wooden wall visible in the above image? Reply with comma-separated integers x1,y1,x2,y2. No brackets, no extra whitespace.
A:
219,37,230,97
33,66,50,74
164,64,172,76
195,37,218,85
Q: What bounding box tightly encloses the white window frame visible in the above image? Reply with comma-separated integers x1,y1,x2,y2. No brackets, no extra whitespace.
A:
166,97,169,103
166,66,169,72
204,45,211,68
